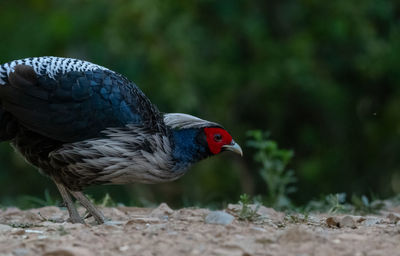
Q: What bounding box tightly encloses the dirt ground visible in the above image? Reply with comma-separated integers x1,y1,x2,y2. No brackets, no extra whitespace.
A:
0,203,399,256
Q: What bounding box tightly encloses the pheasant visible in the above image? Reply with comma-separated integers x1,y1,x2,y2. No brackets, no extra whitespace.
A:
0,57,242,224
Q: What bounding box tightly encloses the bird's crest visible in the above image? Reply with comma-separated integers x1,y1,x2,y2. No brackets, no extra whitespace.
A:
163,113,222,129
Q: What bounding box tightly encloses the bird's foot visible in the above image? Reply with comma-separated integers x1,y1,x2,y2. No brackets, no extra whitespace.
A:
69,191,107,225
54,181,85,224
53,180,107,225
67,216,85,224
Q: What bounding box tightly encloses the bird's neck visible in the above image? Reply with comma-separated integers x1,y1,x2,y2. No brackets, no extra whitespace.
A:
170,128,210,171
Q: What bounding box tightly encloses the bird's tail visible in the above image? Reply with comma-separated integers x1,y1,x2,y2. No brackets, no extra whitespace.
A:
0,106,17,141
0,107,8,141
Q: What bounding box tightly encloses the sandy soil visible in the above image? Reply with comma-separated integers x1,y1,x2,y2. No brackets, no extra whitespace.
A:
0,203,399,256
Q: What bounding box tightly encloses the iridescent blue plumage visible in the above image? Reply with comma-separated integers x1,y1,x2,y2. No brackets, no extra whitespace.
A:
171,128,208,171
0,67,162,142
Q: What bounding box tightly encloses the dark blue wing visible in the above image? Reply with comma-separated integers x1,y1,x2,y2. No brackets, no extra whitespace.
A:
0,65,164,142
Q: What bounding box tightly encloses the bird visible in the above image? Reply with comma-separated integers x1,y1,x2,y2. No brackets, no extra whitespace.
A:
0,56,242,224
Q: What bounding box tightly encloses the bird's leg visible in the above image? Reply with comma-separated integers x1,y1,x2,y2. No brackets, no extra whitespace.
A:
54,181,84,224
69,191,106,225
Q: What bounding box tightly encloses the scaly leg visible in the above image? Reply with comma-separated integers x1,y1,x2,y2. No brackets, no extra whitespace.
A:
69,191,106,224
54,181,84,224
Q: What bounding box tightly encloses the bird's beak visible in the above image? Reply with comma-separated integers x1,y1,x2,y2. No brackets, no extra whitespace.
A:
222,140,243,156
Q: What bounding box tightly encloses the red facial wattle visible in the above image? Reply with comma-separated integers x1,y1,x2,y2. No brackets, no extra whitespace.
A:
204,127,232,154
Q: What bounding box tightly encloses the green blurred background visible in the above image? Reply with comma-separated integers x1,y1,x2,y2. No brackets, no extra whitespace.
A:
0,0,399,208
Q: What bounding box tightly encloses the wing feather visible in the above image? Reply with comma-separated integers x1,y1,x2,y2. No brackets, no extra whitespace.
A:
0,64,164,142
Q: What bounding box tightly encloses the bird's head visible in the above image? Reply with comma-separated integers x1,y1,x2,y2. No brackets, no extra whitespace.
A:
203,127,243,156
164,113,242,170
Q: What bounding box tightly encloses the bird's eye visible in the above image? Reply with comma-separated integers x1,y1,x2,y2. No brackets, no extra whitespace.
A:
214,134,222,142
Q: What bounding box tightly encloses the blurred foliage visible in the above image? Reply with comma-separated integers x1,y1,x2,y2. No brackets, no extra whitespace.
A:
247,130,296,209
303,192,385,214
17,189,60,209
0,0,400,208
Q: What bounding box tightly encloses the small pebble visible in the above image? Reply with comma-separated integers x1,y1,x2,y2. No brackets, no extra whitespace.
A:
119,245,129,252
12,229,26,235
13,248,30,256
361,217,382,227
326,217,340,228
25,229,44,234
340,216,356,229
250,227,267,232
0,224,13,232
387,213,400,224
150,203,174,218
103,220,125,226
205,211,234,225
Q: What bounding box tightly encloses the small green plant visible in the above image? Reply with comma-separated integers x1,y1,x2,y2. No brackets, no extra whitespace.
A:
247,130,296,209
19,189,59,208
287,212,309,224
303,193,350,213
9,223,39,229
99,193,117,207
327,193,348,213
85,193,117,207
304,192,385,214
351,194,384,214
238,193,260,221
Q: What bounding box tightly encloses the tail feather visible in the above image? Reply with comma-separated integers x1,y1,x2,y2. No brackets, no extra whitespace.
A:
0,106,18,141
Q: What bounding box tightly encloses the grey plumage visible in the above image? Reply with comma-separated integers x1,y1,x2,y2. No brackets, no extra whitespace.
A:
49,125,178,189
164,113,221,129
47,114,218,189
